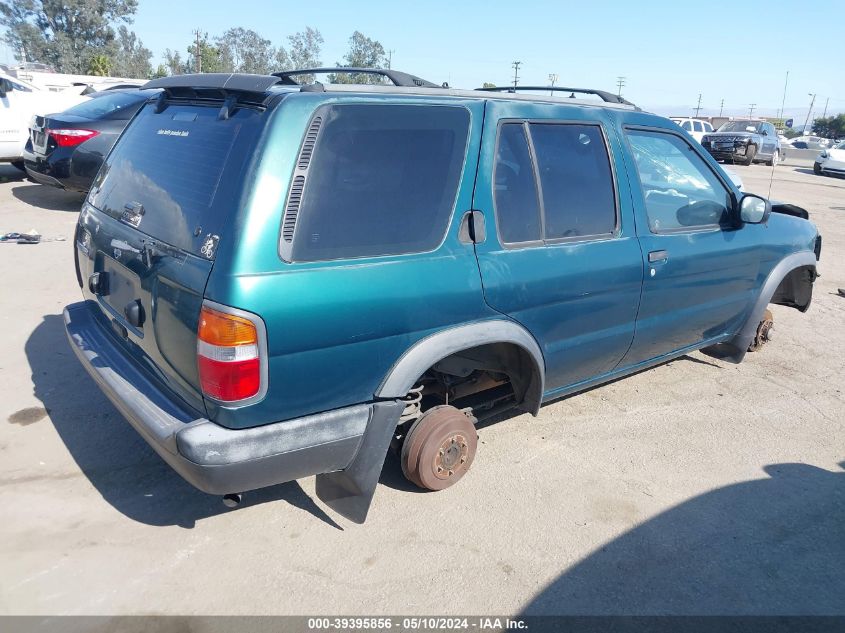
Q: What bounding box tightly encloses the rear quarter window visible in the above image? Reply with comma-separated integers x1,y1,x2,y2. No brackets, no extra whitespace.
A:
283,104,470,262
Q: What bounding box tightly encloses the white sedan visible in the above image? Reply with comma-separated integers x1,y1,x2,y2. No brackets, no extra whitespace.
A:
814,141,845,177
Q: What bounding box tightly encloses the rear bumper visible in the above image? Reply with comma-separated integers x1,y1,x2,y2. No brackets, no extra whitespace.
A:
24,147,90,192
63,300,369,495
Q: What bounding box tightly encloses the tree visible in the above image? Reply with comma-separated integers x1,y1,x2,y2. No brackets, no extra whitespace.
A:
215,27,275,74
151,63,168,79
111,24,151,78
164,48,184,75
88,53,111,76
286,26,322,72
0,0,139,74
185,32,224,73
331,31,386,84
812,114,845,140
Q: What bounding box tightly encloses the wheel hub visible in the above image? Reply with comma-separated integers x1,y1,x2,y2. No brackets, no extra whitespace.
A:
434,434,469,479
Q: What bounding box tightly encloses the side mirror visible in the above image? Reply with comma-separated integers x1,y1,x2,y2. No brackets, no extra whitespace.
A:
0,78,10,99
739,194,771,224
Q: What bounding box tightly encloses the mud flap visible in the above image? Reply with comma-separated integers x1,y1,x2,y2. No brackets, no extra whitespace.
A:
315,400,405,524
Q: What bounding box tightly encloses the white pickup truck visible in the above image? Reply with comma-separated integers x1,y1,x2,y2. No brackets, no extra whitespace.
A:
0,73,89,169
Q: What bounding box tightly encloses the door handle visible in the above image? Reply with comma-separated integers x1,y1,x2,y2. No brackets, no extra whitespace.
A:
648,250,669,263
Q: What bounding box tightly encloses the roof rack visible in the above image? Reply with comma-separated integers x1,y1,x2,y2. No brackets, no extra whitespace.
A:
477,85,637,108
273,67,442,89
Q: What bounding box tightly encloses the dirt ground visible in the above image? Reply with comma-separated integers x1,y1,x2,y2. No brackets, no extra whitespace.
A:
1,160,843,616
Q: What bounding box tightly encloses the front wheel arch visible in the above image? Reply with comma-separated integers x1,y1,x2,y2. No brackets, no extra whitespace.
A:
717,252,818,363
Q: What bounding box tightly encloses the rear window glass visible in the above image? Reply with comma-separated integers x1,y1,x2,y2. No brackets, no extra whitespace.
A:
529,123,617,239
88,103,258,255
63,91,148,119
494,123,542,243
288,104,470,262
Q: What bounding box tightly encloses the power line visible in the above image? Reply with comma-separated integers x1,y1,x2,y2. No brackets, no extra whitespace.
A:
512,61,521,88
616,76,626,98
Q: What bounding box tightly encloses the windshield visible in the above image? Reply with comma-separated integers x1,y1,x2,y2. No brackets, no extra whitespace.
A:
717,121,761,133
835,142,845,150
63,91,149,119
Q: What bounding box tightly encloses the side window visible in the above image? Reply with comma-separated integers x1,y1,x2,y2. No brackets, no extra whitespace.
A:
626,130,732,233
529,123,616,239
704,122,713,132
693,121,703,132
493,123,542,243
681,121,693,131
288,104,470,262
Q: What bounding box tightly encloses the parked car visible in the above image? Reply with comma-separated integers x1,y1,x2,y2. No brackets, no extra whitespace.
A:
0,72,89,169
64,70,821,523
814,141,845,176
787,135,829,150
670,117,715,143
701,120,782,166
23,88,159,192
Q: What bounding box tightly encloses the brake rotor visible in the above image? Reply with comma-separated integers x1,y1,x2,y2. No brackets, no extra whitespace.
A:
401,405,478,491
748,308,774,352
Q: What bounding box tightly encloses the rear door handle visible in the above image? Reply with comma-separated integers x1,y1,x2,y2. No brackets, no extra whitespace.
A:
648,250,669,263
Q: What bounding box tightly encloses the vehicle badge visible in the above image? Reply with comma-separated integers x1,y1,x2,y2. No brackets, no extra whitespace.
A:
113,248,122,260
200,234,219,260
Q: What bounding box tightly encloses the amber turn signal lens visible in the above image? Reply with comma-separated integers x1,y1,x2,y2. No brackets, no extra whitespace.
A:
198,306,257,347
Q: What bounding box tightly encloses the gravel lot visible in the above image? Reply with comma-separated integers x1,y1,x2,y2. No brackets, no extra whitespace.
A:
1,161,843,616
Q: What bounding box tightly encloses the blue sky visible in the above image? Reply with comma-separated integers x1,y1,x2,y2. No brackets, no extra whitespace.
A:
8,0,845,119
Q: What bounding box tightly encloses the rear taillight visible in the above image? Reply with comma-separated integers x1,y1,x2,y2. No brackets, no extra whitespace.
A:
47,128,99,147
197,305,265,403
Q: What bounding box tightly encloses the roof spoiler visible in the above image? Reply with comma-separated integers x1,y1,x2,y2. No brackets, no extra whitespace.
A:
142,73,283,110
273,67,442,89
477,85,638,108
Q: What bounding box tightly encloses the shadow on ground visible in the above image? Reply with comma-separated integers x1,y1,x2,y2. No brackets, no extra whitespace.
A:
23,313,341,529
521,461,845,615
12,183,85,212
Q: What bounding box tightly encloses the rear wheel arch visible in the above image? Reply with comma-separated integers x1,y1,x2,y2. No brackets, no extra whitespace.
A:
376,320,545,416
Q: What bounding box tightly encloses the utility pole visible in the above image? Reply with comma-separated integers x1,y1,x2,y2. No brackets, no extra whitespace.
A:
821,97,829,120
803,93,817,134
719,99,724,117
511,61,521,89
548,73,558,96
616,76,626,97
193,29,203,73
693,94,702,117
777,70,789,122
386,50,394,70
748,103,756,117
